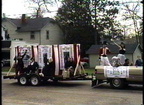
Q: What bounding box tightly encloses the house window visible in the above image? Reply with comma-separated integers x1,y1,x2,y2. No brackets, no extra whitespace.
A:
46,30,49,39
30,31,35,39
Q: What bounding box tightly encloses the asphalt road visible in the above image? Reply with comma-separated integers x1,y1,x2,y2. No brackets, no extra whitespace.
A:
2,76,143,105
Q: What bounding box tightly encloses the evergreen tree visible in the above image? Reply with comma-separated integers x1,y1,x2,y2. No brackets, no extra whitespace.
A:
56,0,95,56
55,0,120,56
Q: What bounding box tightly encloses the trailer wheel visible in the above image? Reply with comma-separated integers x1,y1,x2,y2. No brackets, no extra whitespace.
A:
18,74,29,85
110,78,125,89
30,75,41,86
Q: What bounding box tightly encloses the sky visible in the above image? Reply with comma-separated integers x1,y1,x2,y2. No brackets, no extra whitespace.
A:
2,0,142,19
2,0,61,18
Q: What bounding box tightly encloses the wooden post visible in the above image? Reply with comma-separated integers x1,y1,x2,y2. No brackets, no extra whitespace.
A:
6,63,15,76
80,62,85,74
74,56,80,76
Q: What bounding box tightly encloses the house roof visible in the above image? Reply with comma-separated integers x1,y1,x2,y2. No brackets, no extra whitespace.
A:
3,17,55,32
86,43,141,54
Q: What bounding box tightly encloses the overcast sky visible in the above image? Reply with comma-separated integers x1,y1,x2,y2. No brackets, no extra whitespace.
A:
2,0,142,18
2,0,61,18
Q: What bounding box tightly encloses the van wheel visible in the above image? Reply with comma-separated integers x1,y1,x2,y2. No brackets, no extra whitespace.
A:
18,74,29,85
30,75,41,86
110,78,125,89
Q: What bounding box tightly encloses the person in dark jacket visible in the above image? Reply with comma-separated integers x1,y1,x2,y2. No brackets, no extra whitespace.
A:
43,53,48,66
65,57,76,77
42,58,55,76
48,58,55,76
14,50,27,76
42,58,49,76
123,58,133,66
135,56,143,66
65,58,76,69
27,58,39,73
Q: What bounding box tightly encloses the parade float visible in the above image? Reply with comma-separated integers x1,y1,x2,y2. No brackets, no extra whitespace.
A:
3,43,91,86
91,65,143,88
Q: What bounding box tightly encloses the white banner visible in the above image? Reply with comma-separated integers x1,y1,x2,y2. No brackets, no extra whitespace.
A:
104,66,129,78
18,46,32,67
59,44,74,70
38,45,52,68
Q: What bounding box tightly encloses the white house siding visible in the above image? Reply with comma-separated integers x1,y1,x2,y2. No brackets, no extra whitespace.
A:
16,31,40,43
40,23,64,45
133,46,142,64
89,54,99,68
125,47,141,65
2,21,18,40
125,54,133,63
1,26,5,40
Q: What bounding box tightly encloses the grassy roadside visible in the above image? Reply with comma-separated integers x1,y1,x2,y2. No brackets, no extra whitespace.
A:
84,68,95,75
2,67,95,75
2,67,15,72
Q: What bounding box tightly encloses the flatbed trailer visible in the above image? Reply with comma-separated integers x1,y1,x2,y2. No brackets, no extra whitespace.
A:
91,66,143,89
3,44,92,86
3,72,91,86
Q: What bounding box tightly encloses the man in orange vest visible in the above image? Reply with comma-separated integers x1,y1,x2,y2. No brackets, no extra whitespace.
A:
99,42,111,66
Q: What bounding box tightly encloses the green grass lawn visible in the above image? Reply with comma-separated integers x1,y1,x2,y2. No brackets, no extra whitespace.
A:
84,68,95,75
2,67,15,72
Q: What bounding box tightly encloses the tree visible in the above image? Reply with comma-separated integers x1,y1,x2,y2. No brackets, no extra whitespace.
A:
55,0,120,56
55,0,95,56
121,1,143,45
90,0,120,44
56,0,120,44
25,0,56,18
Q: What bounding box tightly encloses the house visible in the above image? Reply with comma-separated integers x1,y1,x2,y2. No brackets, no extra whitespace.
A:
2,14,64,45
86,44,143,68
1,25,6,40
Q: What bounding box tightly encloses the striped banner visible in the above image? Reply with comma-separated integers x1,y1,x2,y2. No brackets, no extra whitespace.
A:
54,45,60,75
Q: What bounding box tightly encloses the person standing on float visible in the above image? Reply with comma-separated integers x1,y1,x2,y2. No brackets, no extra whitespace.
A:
112,39,126,65
99,42,111,66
